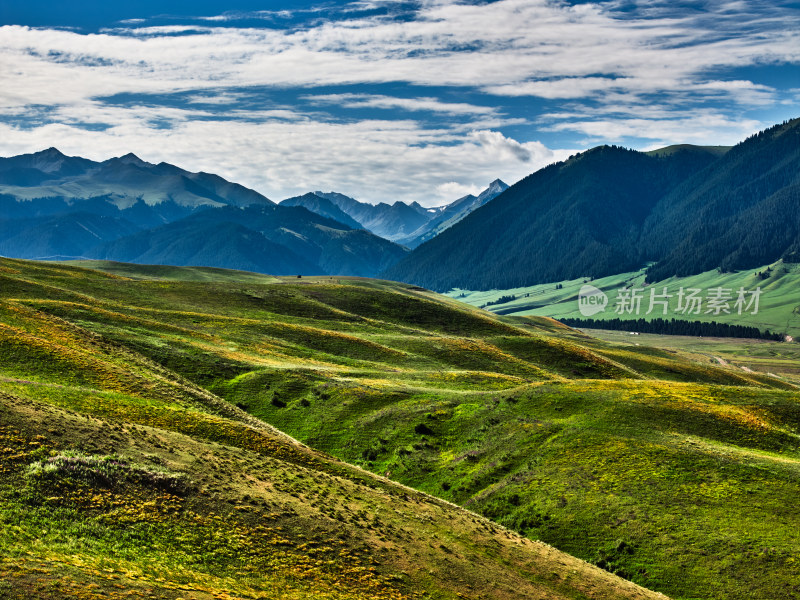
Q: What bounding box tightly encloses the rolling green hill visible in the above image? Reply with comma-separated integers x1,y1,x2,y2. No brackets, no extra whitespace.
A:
0,258,667,600
2,258,799,599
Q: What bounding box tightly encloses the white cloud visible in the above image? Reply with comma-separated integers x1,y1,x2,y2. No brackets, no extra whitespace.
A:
304,93,498,116
470,130,541,163
1,0,796,105
485,77,637,100
0,0,797,205
434,181,483,203
542,112,764,147
184,91,251,105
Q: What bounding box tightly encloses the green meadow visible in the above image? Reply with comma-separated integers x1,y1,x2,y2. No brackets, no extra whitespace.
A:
448,260,800,337
0,257,798,599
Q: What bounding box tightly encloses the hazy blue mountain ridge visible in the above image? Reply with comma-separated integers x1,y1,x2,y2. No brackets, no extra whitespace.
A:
313,191,432,241
280,192,364,230
0,149,406,276
396,179,510,248
89,204,409,277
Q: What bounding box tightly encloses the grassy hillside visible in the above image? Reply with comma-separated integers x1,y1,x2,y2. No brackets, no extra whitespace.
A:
0,258,667,600
448,260,800,338
64,259,283,283
2,258,800,599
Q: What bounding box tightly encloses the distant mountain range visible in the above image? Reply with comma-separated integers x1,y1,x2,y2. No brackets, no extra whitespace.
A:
281,180,508,248
286,191,433,242
92,205,407,277
280,192,364,230
383,118,800,291
2,118,797,288
0,148,271,218
0,149,406,276
396,179,509,248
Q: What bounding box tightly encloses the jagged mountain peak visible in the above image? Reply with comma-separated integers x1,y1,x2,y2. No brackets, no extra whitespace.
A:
484,178,508,192
115,152,150,167
475,179,509,204
392,179,510,249
280,192,363,230
0,149,274,210
36,147,66,158
27,147,71,173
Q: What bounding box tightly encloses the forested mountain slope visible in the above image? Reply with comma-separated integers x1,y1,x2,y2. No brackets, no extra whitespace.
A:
383,144,723,290
385,119,799,291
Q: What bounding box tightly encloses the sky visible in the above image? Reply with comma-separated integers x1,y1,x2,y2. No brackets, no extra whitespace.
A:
0,0,798,206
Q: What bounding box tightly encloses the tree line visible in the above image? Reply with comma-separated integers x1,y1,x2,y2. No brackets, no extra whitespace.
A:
561,317,784,340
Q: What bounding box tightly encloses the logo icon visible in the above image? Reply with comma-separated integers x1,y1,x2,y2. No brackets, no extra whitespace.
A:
578,284,608,316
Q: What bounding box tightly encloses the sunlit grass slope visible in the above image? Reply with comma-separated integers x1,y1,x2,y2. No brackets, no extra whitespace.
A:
0,258,667,600
2,257,799,600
